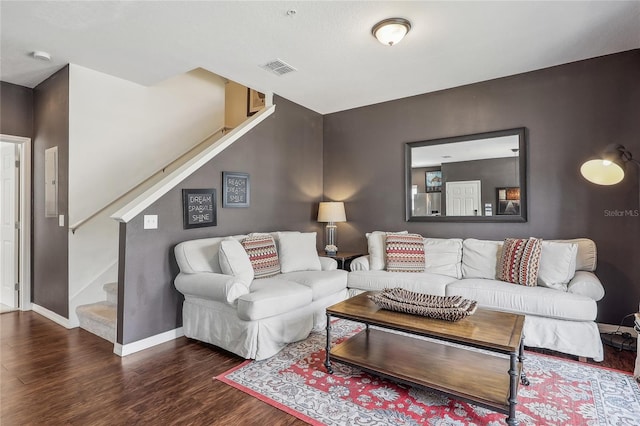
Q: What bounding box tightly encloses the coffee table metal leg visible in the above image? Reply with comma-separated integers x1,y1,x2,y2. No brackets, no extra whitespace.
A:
519,337,529,386
324,312,333,374
507,351,518,425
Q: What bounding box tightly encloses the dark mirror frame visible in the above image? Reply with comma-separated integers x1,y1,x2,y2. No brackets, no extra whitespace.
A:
405,127,528,222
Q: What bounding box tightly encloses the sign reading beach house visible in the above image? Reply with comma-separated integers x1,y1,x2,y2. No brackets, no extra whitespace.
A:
182,188,217,229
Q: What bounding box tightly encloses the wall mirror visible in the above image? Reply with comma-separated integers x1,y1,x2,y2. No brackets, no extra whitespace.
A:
405,128,527,222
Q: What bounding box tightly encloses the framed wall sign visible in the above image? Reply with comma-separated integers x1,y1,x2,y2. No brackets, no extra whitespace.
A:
222,172,250,208
182,188,217,229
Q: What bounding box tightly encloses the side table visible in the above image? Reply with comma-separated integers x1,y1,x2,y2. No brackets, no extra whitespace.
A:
318,252,363,271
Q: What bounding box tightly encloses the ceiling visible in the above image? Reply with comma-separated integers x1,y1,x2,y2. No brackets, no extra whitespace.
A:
411,135,519,168
1,1,639,114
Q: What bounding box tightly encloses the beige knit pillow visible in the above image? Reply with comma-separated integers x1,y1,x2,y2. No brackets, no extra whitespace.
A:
385,233,426,273
241,234,281,279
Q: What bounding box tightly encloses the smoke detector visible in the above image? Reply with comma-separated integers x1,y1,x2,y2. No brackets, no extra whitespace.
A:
32,51,51,61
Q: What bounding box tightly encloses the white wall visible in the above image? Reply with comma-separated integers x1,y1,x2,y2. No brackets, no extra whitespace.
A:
68,65,225,225
67,65,225,325
225,80,248,129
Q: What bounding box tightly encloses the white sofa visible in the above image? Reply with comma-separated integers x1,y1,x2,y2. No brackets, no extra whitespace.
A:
174,232,348,360
348,233,605,361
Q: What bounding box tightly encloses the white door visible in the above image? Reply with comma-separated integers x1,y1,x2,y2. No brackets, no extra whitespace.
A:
446,180,481,216
1,142,19,308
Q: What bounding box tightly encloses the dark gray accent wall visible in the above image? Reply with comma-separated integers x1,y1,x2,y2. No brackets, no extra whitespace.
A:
324,50,640,325
118,96,324,344
32,67,69,317
0,81,33,138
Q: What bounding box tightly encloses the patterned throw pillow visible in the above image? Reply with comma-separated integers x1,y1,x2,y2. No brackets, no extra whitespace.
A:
385,233,426,272
497,238,543,286
241,234,281,279
366,231,408,271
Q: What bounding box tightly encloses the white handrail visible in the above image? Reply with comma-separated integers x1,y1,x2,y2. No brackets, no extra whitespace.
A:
69,125,225,233
111,104,275,224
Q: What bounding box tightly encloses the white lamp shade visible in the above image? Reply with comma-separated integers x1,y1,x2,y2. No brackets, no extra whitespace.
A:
580,159,625,185
317,202,346,222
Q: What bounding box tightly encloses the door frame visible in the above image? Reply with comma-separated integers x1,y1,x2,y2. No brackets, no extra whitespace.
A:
1,134,31,311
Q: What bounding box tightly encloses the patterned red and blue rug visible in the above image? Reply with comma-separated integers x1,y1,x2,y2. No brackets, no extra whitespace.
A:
216,320,640,425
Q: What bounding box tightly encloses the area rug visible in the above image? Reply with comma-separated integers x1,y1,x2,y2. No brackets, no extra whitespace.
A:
216,320,640,425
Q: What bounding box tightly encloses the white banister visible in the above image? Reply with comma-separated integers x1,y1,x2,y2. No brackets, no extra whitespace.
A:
111,103,275,223
69,125,226,233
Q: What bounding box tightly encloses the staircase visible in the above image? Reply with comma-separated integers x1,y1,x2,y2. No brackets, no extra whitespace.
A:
76,282,117,343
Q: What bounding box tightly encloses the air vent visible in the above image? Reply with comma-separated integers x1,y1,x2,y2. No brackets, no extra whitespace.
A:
261,59,297,76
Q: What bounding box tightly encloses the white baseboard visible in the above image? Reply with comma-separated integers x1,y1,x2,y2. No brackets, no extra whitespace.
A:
114,327,184,357
598,322,638,337
31,303,73,329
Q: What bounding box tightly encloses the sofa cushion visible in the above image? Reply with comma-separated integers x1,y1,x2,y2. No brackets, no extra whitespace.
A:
366,230,408,271
271,231,300,253
423,238,463,279
385,233,425,272
219,238,254,286
497,238,542,286
464,237,592,280
446,278,597,321
236,279,312,321
538,241,578,290
241,234,281,279
278,232,322,273
347,270,456,296
279,270,348,301
550,238,597,272
462,239,502,279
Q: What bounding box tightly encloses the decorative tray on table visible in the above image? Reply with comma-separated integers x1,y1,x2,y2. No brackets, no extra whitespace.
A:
369,287,477,322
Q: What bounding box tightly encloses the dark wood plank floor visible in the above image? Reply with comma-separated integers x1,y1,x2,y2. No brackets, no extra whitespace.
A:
1,311,636,424
1,311,306,425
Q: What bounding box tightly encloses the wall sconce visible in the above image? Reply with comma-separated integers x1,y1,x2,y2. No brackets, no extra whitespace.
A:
317,202,346,255
372,18,411,46
580,144,639,207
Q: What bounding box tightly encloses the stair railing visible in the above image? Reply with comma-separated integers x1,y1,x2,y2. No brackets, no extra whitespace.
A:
69,125,225,234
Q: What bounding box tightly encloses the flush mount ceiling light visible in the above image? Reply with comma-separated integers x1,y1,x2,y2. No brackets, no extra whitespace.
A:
371,18,411,46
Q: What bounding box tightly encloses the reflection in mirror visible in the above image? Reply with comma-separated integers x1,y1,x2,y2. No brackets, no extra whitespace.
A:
405,128,527,222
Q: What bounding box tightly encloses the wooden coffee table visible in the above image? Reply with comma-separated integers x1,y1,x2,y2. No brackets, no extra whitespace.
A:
324,292,528,425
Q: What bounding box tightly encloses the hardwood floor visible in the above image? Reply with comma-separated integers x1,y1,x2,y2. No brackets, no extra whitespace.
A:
1,311,306,425
1,311,637,425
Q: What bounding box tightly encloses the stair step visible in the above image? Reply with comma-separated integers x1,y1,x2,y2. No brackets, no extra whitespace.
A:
103,282,118,305
76,301,116,343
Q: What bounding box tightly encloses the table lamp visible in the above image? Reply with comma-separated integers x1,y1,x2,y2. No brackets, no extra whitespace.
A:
317,202,346,255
